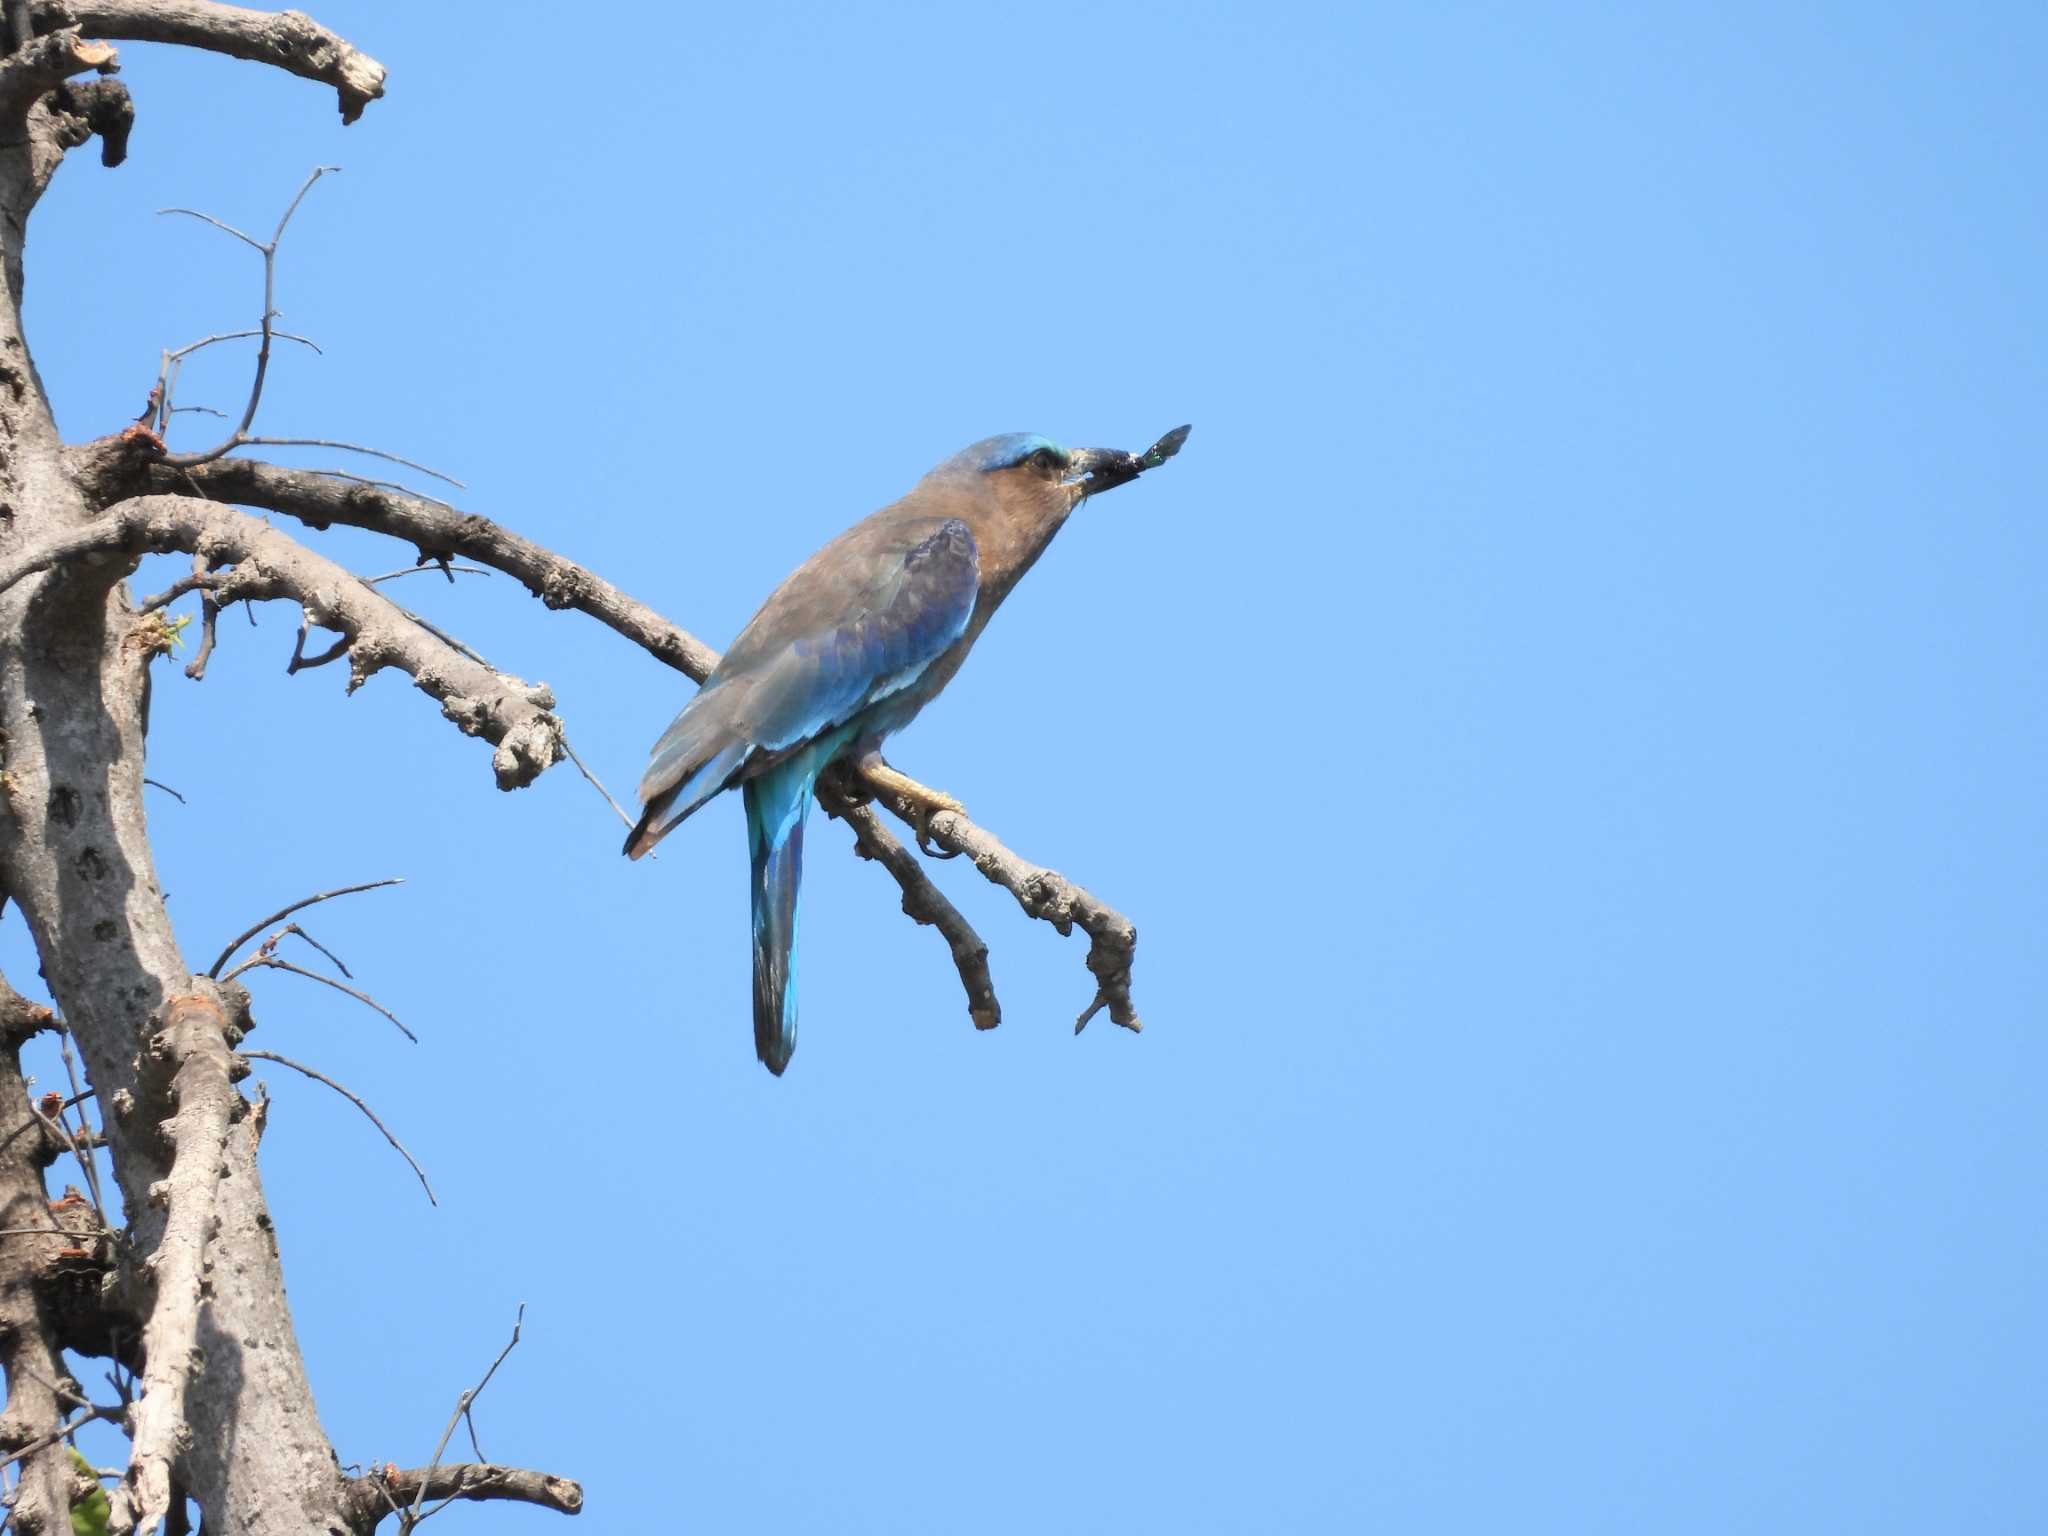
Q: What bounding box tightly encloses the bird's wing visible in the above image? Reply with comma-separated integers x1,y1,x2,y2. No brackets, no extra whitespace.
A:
734,515,981,752
628,516,978,854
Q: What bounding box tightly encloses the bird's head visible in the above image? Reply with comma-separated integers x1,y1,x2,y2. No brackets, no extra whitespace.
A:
936,426,1193,515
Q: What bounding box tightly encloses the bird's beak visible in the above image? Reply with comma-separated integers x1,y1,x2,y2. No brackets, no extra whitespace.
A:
1064,424,1192,503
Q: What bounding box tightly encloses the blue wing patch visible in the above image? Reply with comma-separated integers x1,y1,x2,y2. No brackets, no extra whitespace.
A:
752,518,980,751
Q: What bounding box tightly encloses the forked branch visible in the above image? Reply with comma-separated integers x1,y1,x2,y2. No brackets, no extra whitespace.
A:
0,493,566,788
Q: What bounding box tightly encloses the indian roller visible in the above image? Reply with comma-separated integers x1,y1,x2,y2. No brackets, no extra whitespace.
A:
626,425,1191,1075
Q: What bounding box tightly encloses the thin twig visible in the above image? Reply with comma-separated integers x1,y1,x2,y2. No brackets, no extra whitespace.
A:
141,778,186,804
0,1407,118,1474
363,564,488,586
310,468,455,508
209,878,403,977
14,1368,92,1414
154,206,261,250
240,437,464,489
240,1051,435,1205
166,328,322,362
261,922,353,979
559,732,638,835
0,1090,92,1159
406,1306,524,1530
55,1030,105,1225
160,167,338,469
393,607,491,667
221,955,416,1044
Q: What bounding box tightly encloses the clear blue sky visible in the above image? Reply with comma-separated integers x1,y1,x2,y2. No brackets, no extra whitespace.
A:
5,1,2044,1529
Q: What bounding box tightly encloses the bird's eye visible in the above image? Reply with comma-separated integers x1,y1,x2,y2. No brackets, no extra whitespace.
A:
1024,447,1061,475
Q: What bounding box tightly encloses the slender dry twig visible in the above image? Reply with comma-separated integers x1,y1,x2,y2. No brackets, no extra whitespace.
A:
33,1109,103,1190
363,563,487,585
259,922,352,979
559,732,638,835
241,437,463,488
404,1306,524,1531
209,877,402,977
54,1028,105,1222
160,166,337,468
311,467,455,507
239,1050,435,1206
382,601,492,668
141,777,186,803
155,328,320,433
0,1085,89,1158
0,1405,120,1474
169,327,322,361
221,955,416,1044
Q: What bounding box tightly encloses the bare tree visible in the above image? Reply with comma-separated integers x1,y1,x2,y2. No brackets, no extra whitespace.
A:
0,5,1141,1531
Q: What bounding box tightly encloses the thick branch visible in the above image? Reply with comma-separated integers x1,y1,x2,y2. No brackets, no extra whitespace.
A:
0,493,565,788
348,1464,582,1529
35,0,386,122
137,456,722,678
122,994,237,1536
0,974,54,1046
0,982,75,1536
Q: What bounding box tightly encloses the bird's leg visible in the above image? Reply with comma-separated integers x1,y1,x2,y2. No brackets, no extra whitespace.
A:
826,766,876,808
852,750,966,858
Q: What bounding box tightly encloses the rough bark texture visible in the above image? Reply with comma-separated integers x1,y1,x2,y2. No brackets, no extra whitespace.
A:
0,982,81,1536
0,12,370,1532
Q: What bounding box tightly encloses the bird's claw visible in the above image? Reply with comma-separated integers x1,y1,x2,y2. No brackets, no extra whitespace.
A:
852,753,966,856
910,793,966,858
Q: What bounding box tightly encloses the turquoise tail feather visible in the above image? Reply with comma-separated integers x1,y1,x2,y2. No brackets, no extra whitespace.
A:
744,764,808,1076
741,725,859,1075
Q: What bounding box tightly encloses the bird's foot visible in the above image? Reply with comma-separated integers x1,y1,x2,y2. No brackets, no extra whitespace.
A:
854,755,966,858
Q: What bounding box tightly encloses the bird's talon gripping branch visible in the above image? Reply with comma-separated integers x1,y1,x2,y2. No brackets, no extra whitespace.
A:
914,805,965,859
854,756,966,857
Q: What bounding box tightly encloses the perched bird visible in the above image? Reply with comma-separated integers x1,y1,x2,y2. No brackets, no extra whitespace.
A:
626,425,1191,1075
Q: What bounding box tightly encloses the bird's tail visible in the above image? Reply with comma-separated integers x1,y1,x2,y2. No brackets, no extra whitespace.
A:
743,759,817,1075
